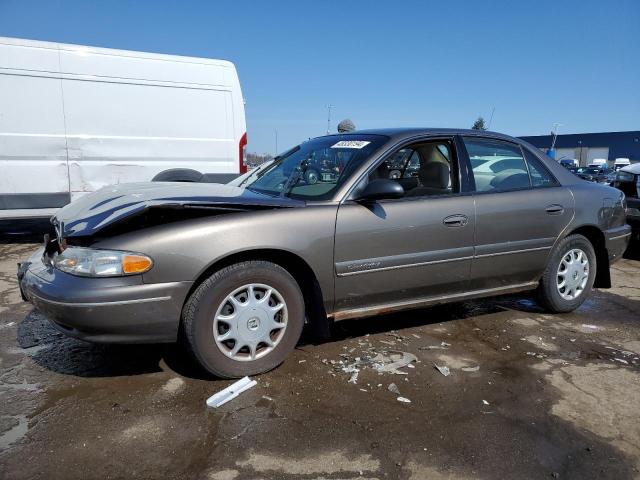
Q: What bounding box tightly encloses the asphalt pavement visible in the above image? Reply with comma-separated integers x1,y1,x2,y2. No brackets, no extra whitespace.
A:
1,225,639,479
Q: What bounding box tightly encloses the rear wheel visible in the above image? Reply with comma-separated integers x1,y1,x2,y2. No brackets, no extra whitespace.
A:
537,234,596,313
182,261,305,378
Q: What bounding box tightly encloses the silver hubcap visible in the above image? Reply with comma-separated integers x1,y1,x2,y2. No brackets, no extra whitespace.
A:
556,248,589,300
213,283,287,361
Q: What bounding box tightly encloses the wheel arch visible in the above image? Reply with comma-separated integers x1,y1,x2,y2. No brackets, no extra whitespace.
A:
152,168,203,183
565,224,610,288
182,248,330,340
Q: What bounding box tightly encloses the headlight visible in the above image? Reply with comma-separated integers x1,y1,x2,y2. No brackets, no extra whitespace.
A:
53,247,153,277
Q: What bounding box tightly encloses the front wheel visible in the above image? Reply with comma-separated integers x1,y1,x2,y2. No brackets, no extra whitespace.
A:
181,261,305,378
536,234,597,313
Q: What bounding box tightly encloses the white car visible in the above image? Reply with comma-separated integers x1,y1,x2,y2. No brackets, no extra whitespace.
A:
0,37,246,219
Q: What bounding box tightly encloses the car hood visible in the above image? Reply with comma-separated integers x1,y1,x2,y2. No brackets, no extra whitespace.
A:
53,182,304,237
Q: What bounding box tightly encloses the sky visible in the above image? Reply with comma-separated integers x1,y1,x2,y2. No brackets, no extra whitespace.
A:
1,0,638,154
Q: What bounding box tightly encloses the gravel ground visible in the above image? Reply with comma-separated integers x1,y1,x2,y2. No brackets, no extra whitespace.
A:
1,227,639,480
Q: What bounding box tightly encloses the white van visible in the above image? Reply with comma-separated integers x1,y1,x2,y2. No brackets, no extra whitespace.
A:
614,158,631,170
0,37,246,219
588,158,608,168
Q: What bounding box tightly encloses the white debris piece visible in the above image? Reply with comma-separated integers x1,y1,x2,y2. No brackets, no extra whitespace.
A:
434,364,451,377
461,366,480,372
348,371,359,384
397,397,411,403
206,376,257,408
614,358,629,365
388,383,401,395
482,400,490,405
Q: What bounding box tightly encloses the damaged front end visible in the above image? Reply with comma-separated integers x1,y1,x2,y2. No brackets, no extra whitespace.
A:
52,181,304,242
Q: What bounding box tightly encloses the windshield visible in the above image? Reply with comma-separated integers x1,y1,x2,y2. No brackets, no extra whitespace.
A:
244,135,388,200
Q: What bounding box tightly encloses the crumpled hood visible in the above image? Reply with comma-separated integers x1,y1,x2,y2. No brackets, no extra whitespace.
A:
54,182,304,237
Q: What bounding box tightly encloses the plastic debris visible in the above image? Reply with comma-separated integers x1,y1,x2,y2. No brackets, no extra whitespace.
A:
582,324,599,330
388,383,401,395
433,364,450,377
206,376,256,408
461,366,480,372
298,359,306,363
614,358,629,365
348,371,359,384
373,351,417,374
482,399,490,405
397,397,411,403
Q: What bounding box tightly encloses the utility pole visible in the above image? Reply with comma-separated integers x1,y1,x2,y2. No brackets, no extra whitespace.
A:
488,107,495,130
326,104,333,135
274,129,278,155
550,123,562,150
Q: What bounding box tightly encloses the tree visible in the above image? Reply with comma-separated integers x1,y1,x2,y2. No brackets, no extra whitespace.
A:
472,116,487,130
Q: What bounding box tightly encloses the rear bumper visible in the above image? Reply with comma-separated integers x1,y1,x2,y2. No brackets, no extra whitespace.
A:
18,248,192,343
605,224,632,263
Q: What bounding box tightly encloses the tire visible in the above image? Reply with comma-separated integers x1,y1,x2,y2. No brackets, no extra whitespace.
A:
536,234,597,313
152,168,203,182
181,260,305,378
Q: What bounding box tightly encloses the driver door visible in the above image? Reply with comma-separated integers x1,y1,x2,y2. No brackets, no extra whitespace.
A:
333,138,475,313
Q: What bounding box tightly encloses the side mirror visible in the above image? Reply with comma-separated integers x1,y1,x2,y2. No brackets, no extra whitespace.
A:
356,178,404,202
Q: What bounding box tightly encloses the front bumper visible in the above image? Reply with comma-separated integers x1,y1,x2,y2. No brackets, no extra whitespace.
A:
18,248,192,343
626,197,640,227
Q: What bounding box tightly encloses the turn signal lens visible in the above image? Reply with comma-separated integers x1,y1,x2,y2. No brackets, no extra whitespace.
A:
123,255,153,274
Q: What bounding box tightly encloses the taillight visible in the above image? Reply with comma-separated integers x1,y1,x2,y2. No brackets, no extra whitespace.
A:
239,132,248,174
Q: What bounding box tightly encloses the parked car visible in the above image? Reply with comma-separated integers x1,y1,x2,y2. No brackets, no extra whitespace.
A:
0,36,246,220
18,129,631,378
611,162,640,242
575,165,612,183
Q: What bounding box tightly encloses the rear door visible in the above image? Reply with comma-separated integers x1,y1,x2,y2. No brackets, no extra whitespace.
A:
333,137,475,313
462,137,574,290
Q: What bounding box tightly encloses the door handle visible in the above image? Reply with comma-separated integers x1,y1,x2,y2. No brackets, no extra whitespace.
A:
443,214,468,227
545,204,564,215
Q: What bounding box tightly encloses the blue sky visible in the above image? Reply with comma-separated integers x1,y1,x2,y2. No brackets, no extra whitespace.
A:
1,0,638,154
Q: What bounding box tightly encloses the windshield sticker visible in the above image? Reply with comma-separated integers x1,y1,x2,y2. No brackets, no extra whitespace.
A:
331,140,371,149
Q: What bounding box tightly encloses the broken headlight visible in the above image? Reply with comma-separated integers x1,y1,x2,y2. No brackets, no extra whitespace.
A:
53,247,153,277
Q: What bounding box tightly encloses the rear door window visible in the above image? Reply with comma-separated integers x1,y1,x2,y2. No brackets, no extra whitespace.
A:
463,137,530,192
523,149,560,188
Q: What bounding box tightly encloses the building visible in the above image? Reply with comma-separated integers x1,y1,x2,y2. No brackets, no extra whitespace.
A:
519,131,640,166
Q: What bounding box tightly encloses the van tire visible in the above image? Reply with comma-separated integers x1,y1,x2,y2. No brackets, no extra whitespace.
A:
536,234,597,313
181,261,305,378
152,169,203,182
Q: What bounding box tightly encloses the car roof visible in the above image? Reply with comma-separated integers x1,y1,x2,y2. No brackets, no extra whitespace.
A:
330,128,518,143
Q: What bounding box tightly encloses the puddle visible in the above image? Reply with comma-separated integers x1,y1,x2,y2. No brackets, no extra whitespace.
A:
0,414,28,451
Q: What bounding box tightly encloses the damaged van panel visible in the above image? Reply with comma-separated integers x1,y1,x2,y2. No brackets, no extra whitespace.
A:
53,181,304,238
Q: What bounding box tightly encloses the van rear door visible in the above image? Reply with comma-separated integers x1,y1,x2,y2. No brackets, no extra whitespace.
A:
0,39,70,217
